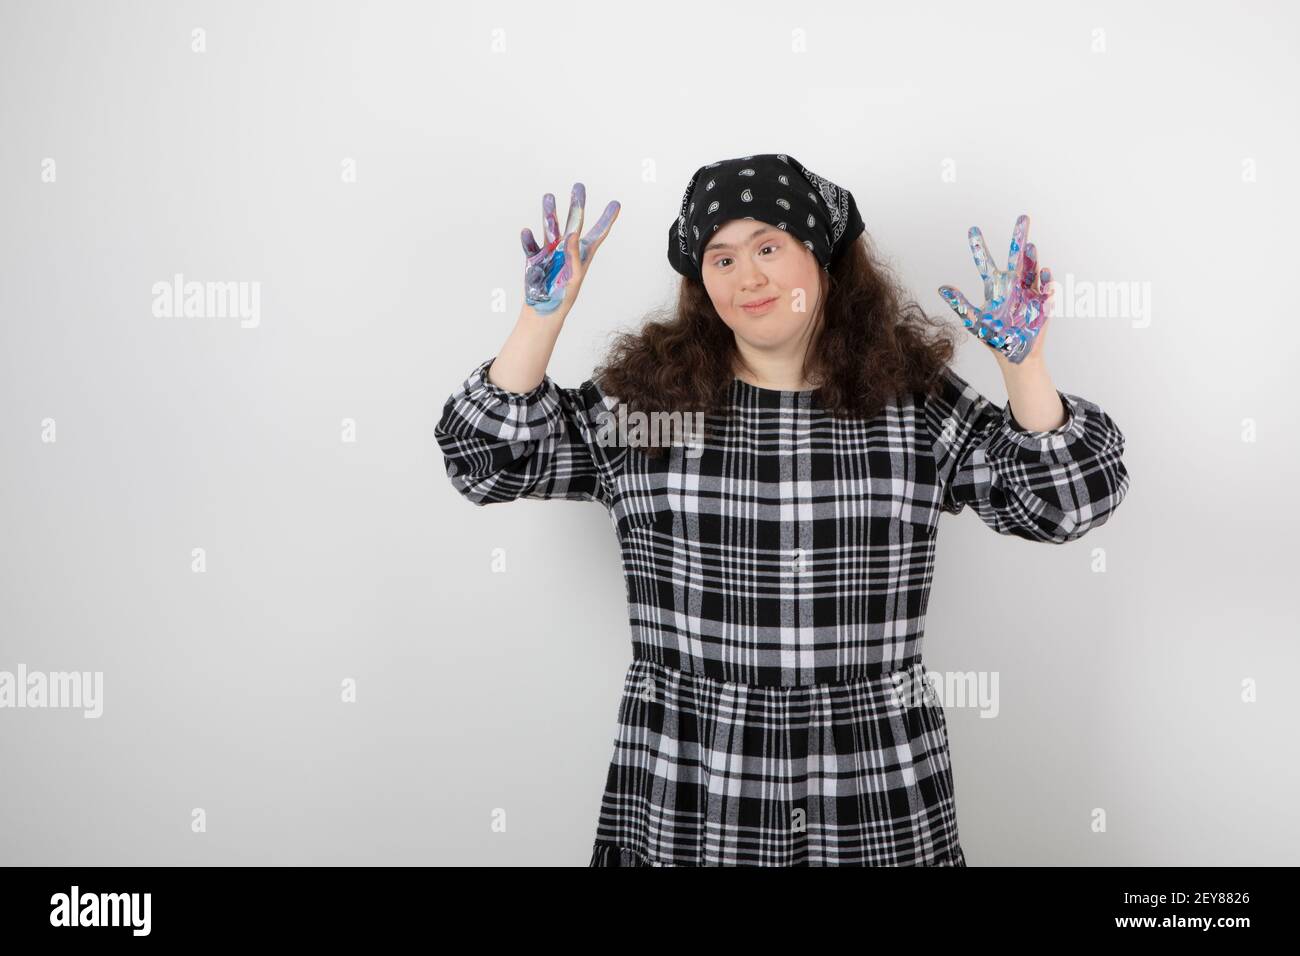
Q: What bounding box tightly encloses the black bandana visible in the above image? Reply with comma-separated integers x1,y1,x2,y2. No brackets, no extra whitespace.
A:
667,153,865,280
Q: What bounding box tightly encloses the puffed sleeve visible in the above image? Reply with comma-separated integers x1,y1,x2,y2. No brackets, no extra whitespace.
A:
921,365,1130,544
435,355,616,507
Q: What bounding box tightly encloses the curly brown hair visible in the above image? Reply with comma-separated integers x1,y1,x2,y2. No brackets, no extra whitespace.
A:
592,230,963,458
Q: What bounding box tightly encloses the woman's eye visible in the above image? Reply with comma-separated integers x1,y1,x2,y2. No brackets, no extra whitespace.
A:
713,242,777,268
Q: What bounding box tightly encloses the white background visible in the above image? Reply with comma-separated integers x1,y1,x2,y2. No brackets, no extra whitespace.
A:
1,0,1296,865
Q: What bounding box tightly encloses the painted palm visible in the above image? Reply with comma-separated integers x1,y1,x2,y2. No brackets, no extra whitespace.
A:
521,182,619,316
938,214,1053,364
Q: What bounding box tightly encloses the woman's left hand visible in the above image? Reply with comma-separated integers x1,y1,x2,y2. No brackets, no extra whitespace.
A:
937,213,1053,366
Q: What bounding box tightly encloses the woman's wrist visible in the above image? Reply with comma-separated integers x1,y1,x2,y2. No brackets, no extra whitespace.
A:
999,358,1068,432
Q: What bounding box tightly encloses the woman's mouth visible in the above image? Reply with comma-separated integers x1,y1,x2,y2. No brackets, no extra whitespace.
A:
740,296,778,315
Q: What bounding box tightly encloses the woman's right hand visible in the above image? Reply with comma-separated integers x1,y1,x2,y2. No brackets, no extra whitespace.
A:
521,182,619,321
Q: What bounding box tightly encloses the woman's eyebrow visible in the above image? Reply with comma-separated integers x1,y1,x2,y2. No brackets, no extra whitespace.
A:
703,225,778,255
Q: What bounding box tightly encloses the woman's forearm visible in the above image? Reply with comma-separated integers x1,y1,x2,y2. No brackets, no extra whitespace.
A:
485,308,566,395
1001,360,1069,432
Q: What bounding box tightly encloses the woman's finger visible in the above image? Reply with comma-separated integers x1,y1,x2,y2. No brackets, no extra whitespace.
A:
967,227,997,281
550,184,586,290
1021,242,1038,290
938,285,981,328
542,192,560,246
566,198,620,272
521,227,541,257
580,200,621,263
1007,214,1030,276
562,183,586,249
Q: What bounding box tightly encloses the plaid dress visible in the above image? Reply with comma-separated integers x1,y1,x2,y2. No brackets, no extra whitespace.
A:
436,355,1130,866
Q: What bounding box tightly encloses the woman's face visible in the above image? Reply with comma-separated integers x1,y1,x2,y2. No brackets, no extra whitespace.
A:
700,218,823,352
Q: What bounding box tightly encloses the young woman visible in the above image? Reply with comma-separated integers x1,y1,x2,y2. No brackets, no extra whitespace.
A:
435,154,1130,866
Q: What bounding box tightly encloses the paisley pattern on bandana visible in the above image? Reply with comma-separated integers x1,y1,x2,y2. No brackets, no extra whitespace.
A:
667,153,865,280
790,158,853,245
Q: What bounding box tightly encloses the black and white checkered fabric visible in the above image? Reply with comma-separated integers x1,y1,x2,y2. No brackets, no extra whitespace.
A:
436,356,1130,865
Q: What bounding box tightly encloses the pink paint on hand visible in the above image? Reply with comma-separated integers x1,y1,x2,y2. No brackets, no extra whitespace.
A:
521,182,620,316
937,214,1053,363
